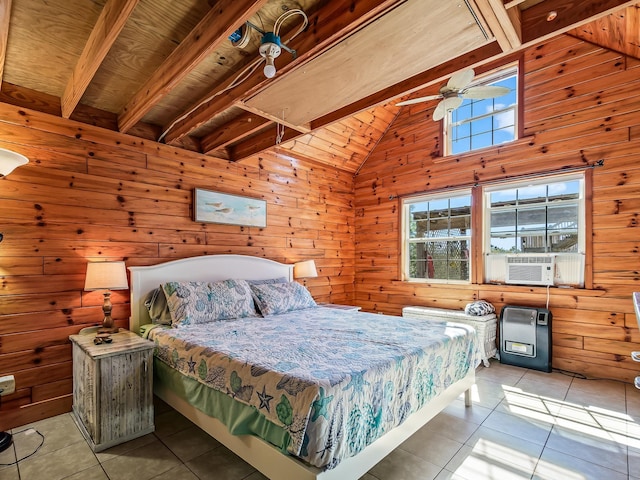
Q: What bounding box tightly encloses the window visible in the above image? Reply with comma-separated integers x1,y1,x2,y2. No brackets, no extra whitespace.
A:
484,174,585,286
401,173,586,287
445,65,518,156
402,191,472,282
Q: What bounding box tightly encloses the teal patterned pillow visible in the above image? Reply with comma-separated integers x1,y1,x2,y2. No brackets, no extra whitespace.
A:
162,279,256,327
249,281,317,316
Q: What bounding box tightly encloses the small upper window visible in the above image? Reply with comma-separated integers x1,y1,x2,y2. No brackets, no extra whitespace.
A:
445,65,518,156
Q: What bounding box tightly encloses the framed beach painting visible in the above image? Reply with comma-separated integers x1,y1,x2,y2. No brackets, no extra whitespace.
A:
193,189,267,227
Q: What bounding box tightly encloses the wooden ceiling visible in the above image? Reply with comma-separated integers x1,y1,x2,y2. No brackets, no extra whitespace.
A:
0,0,637,172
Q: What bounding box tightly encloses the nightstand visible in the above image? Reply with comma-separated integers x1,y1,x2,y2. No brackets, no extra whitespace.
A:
69,330,154,452
319,303,361,312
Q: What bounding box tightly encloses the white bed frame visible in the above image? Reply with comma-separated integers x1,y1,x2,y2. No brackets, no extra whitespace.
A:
129,254,475,480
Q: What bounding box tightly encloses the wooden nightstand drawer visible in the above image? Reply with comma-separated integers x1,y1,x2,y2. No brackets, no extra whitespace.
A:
69,330,154,451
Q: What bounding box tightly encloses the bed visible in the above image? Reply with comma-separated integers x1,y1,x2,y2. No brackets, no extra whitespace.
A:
129,254,479,480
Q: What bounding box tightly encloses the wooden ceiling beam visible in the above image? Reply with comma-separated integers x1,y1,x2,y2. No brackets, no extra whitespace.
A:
117,0,269,133
162,0,405,146
61,0,139,119
520,0,637,45
227,124,301,161
0,0,12,86
201,112,269,154
504,0,527,8
474,0,521,50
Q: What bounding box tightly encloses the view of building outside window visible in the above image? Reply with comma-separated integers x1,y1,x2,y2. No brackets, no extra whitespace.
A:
405,193,472,282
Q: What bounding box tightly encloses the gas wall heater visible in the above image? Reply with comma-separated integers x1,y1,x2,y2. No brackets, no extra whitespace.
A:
505,255,555,286
500,305,552,372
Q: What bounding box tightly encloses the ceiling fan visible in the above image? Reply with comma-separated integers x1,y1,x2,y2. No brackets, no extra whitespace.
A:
396,69,510,121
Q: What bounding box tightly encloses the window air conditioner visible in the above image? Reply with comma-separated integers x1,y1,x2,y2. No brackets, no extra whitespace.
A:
505,255,555,286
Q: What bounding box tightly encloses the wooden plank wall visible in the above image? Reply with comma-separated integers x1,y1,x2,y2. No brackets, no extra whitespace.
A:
354,34,640,384
0,103,355,430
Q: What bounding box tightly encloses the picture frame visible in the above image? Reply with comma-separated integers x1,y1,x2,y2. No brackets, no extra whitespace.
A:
193,188,267,227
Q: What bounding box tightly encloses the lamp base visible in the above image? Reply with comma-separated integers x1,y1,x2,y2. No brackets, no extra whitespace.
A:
0,431,12,452
98,326,119,334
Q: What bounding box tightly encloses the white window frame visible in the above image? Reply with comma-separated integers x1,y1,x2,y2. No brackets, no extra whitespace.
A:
401,189,473,284
444,64,519,157
482,173,586,286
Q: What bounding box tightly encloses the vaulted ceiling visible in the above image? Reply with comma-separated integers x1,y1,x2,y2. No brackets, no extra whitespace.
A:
0,0,637,173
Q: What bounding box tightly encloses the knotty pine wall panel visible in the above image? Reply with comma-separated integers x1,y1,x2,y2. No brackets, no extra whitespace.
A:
355,34,640,383
0,105,355,429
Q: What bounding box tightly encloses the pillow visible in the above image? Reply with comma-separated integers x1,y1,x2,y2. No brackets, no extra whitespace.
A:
143,287,172,325
162,279,256,327
249,281,317,316
246,277,288,285
464,300,495,316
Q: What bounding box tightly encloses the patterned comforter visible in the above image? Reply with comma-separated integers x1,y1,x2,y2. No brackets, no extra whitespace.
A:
148,307,480,469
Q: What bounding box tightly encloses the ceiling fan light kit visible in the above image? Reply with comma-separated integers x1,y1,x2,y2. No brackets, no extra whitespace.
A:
396,68,510,121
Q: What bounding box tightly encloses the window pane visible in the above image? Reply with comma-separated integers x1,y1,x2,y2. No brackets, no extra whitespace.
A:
453,122,470,139
517,207,547,252
490,209,516,252
497,88,516,108
452,138,470,154
549,180,580,201
453,102,471,122
445,66,518,156
451,196,471,209
518,185,547,205
491,189,517,207
404,192,472,282
409,242,429,278
494,126,515,144
471,117,492,135
471,132,492,150
472,98,493,117
548,205,579,253
427,218,449,238
493,109,515,130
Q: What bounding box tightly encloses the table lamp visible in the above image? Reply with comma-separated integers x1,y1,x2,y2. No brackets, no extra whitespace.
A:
84,261,128,333
293,260,318,279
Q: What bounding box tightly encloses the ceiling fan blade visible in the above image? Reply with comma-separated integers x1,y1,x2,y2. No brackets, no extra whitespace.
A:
447,69,475,91
461,85,510,99
396,94,442,106
432,96,463,121
432,100,446,121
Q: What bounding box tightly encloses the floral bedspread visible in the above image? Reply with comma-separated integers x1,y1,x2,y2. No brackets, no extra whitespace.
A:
148,307,480,469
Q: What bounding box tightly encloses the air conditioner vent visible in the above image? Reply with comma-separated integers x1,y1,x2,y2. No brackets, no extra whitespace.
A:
506,256,554,265
505,255,555,286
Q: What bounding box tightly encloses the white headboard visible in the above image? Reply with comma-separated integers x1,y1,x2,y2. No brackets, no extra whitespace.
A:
128,254,294,333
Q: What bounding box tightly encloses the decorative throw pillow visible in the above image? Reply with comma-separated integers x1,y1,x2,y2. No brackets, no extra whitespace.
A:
249,281,317,316
143,287,172,325
464,300,496,316
161,279,256,327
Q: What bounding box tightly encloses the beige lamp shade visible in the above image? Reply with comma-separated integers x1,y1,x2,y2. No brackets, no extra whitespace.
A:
0,148,29,176
84,261,129,291
293,260,318,279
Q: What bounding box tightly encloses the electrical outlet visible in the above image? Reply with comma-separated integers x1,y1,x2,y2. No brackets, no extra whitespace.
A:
0,375,15,396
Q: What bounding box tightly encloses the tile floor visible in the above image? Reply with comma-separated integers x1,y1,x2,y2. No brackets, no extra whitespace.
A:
1,360,639,480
